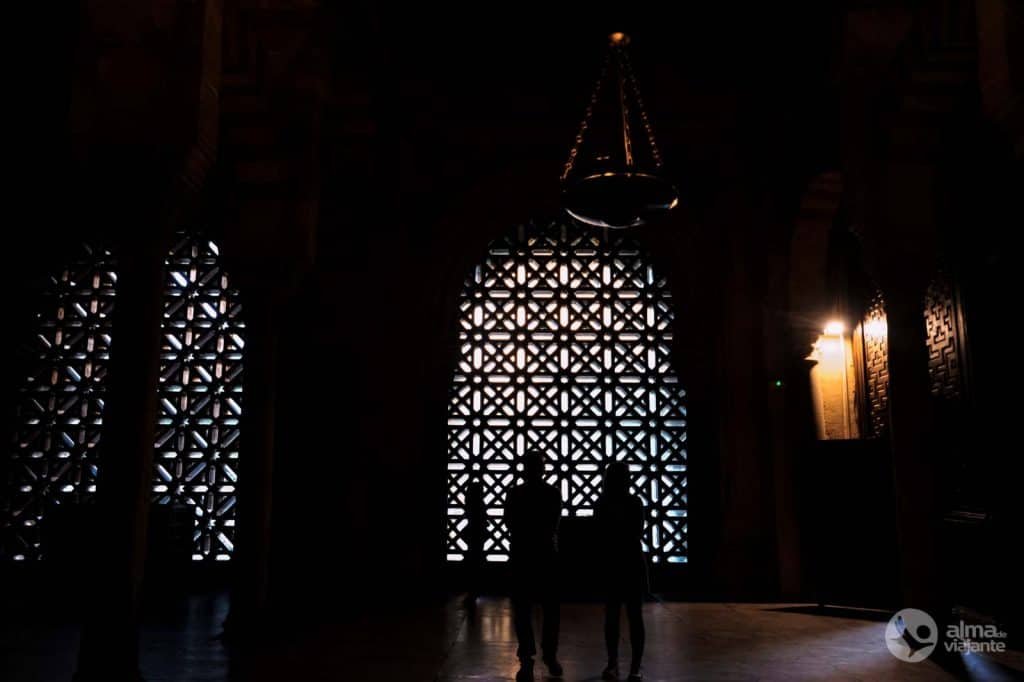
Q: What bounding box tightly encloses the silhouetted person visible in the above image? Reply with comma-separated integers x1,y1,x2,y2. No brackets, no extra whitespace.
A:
504,450,563,679
464,480,485,607
596,462,647,681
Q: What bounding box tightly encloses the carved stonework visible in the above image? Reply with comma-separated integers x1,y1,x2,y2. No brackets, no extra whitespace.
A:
924,272,965,400
862,291,890,438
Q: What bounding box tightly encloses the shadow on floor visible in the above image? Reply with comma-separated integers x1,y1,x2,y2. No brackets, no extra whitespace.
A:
763,604,893,622
6,593,1024,681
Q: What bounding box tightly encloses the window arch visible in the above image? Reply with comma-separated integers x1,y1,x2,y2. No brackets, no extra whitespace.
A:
446,220,688,565
1,234,244,561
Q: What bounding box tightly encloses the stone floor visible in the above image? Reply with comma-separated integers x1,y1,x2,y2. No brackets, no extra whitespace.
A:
2,593,1022,681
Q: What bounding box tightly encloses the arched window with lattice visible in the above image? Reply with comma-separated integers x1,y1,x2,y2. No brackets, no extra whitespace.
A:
1,245,116,560
155,235,245,561
1,234,244,562
446,221,688,566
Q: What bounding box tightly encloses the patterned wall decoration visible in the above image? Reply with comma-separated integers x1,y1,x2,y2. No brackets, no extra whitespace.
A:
861,291,890,438
1,246,116,560
1,236,244,561
924,272,964,400
445,221,688,565
155,236,245,560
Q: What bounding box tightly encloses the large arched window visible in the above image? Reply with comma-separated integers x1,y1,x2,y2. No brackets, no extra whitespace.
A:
446,221,688,565
1,235,244,561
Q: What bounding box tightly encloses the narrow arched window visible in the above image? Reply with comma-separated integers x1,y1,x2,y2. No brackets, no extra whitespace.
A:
2,245,115,560
154,235,245,561
1,234,244,561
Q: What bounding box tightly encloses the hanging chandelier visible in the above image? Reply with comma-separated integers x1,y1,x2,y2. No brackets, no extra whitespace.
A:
561,32,678,229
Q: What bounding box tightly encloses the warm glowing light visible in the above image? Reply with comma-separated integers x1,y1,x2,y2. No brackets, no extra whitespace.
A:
863,318,888,339
824,320,845,335
609,31,630,46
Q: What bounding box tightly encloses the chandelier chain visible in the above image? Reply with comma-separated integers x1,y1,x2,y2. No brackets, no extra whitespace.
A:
619,47,663,170
561,51,610,182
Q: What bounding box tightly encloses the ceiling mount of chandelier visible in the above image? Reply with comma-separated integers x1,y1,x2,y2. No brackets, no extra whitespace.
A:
561,32,678,229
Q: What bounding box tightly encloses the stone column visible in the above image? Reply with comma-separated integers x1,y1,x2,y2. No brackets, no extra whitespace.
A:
218,0,325,631
224,293,279,636
885,288,942,614
777,349,818,599
66,0,223,676
872,160,942,617
74,236,165,681
783,172,843,601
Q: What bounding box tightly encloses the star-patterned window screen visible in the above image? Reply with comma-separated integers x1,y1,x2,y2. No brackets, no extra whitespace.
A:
446,221,688,565
155,235,244,561
1,234,244,561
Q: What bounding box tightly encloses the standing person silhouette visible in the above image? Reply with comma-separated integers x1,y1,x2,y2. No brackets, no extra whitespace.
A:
504,450,564,680
464,480,485,608
596,461,647,681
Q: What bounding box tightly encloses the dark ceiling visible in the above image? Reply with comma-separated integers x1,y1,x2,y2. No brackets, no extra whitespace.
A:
320,2,843,234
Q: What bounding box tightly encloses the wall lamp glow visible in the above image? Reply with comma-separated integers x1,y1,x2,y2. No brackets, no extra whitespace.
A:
823,320,845,336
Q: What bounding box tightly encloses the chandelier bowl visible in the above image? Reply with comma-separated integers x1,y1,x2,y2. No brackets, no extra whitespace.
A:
562,171,678,229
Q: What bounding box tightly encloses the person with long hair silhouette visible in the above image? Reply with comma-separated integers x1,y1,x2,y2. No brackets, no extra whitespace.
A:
504,450,564,680
596,461,647,680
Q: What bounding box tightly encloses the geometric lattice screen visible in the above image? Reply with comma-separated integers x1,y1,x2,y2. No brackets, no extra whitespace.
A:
1,245,116,561
1,234,244,561
924,272,965,401
860,291,890,439
446,220,688,565
155,235,244,561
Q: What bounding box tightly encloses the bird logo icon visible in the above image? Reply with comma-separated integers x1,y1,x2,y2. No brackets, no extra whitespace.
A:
886,609,938,662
